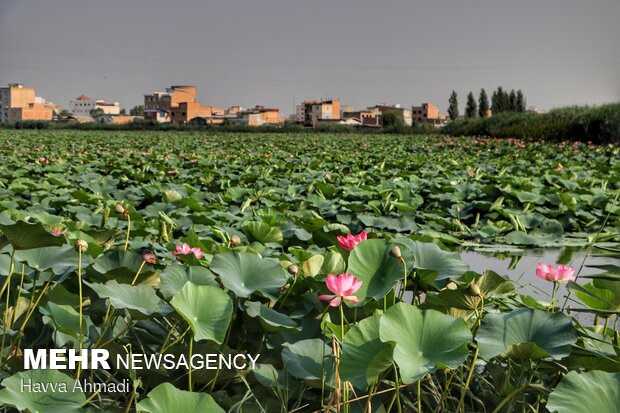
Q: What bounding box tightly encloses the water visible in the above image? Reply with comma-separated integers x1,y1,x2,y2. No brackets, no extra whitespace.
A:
460,247,620,326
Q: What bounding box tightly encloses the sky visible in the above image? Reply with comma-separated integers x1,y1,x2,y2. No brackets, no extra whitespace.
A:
0,0,619,115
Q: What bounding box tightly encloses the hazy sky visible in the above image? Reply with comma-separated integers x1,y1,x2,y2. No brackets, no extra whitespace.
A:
1,0,618,114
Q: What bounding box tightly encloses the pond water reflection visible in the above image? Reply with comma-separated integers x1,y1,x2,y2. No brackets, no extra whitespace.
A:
460,246,620,325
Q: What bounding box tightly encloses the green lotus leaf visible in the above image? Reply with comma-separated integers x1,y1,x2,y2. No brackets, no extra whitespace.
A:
136,383,224,413
0,220,66,250
476,308,577,360
15,245,90,275
394,238,469,286
346,239,403,301
210,252,287,299
379,303,472,383
40,301,88,339
0,369,86,413
340,312,394,389
159,265,218,299
571,279,620,311
547,370,620,413
91,250,144,275
171,282,233,344
85,280,165,315
282,338,334,385
242,221,283,244
245,301,299,332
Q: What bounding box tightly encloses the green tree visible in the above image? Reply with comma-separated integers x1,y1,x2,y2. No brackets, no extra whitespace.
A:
509,90,517,112
492,87,508,114
130,105,144,116
465,92,477,119
382,110,405,130
57,109,71,119
448,91,459,121
478,88,489,117
516,90,526,112
89,108,105,118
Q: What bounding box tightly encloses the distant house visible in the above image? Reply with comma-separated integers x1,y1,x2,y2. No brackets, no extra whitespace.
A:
226,106,284,126
342,110,380,127
295,99,340,126
411,102,448,126
95,114,142,124
0,83,54,122
69,95,120,117
368,104,413,126
60,115,95,124
144,85,223,124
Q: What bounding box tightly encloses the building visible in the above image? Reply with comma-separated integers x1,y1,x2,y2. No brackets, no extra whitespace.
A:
295,99,340,126
411,102,448,126
144,85,222,124
69,95,121,117
342,110,380,127
227,106,283,126
0,83,54,123
96,114,142,124
368,104,412,126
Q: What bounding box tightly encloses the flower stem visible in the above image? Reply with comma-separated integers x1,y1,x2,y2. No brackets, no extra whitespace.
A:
550,281,558,311
392,363,402,413
77,248,84,379
457,345,479,412
397,258,407,302
131,260,146,286
123,214,131,251
188,337,194,390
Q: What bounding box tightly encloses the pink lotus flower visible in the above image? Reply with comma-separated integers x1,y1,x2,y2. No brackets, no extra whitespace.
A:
172,243,204,260
536,263,576,282
51,228,66,237
337,232,367,251
319,273,363,307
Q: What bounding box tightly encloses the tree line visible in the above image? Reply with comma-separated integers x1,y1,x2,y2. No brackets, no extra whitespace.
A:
448,88,527,120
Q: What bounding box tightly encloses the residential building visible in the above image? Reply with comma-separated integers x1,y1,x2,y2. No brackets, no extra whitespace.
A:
69,95,121,117
96,114,142,124
368,104,413,126
342,110,380,127
411,102,448,125
144,85,222,124
295,99,340,126
0,83,54,123
225,105,284,126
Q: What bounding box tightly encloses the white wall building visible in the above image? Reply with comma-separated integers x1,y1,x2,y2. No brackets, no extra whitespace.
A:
69,95,120,116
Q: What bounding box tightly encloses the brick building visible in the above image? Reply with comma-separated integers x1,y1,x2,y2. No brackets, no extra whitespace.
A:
0,83,54,123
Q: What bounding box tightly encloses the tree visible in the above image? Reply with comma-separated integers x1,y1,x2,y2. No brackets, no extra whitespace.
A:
57,109,71,119
120,108,127,115
448,91,459,121
509,90,517,112
89,108,105,118
478,89,489,117
382,110,405,130
516,90,526,112
465,92,477,119
130,105,144,116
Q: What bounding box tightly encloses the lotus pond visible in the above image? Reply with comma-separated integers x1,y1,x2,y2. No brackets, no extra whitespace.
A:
0,130,618,412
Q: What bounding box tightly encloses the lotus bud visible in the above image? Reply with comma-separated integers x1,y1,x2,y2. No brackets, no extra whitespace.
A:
446,282,458,290
142,250,157,265
288,265,299,277
230,235,241,246
389,246,402,259
75,239,88,253
468,283,482,297
115,203,129,218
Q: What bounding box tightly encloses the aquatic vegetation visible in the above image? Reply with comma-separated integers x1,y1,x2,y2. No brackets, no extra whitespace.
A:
0,130,618,412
